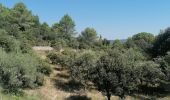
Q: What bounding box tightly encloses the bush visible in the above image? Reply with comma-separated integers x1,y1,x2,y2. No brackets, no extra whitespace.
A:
47,49,77,67
47,52,64,65
0,49,44,93
50,39,67,51
0,30,20,53
19,39,33,54
37,60,52,76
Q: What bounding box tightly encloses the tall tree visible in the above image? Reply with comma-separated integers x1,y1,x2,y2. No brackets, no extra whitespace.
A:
152,28,170,57
132,32,155,43
12,2,40,31
132,32,154,51
52,14,76,39
39,22,56,41
78,27,98,48
125,32,155,58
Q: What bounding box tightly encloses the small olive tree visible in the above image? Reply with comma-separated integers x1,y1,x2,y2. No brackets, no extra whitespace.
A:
71,49,144,100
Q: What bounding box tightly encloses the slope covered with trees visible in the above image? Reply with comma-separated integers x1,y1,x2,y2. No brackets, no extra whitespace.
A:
0,3,52,94
0,2,170,100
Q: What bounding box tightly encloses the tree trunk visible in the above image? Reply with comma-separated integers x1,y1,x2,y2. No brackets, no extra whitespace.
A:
107,95,111,100
106,92,111,100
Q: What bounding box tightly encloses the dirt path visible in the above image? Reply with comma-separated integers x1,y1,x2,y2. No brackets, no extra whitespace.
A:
25,50,75,100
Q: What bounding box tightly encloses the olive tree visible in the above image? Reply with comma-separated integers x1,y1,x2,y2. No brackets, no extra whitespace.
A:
70,49,144,100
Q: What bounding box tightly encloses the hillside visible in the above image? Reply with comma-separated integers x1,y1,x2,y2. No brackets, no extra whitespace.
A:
0,48,168,100
0,2,170,100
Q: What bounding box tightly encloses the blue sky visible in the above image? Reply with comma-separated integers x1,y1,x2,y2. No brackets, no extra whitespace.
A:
0,0,170,39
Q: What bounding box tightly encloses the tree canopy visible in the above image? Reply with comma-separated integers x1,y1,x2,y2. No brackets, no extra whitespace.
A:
152,28,170,57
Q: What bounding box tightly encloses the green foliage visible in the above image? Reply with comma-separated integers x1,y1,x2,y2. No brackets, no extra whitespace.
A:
95,50,126,98
70,49,145,99
0,49,44,93
37,60,52,76
125,38,136,49
78,28,98,49
0,86,45,100
112,39,124,49
19,39,32,53
51,14,79,48
132,32,155,43
47,49,76,67
0,30,20,52
67,38,79,49
52,14,76,39
125,32,155,59
70,51,98,84
50,39,67,50
165,52,170,65
152,28,170,57
12,2,40,31
128,32,154,51
137,61,165,87
0,2,45,45
13,2,27,14
0,9,47,92
135,61,169,95
102,38,110,46
0,29,34,54
154,52,170,84
38,23,56,41
0,2,170,99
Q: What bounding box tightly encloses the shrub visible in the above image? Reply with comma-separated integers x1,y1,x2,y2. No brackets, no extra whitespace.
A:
70,51,98,84
47,52,64,65
50,39,67,51
47,49,77,67
19,39,32,54
0,30,20,53
0,49,44,93
37,60,52,76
